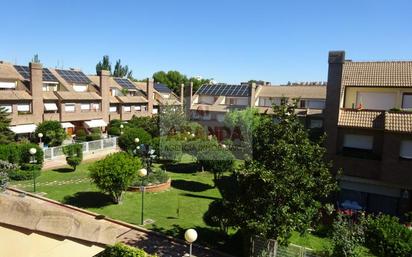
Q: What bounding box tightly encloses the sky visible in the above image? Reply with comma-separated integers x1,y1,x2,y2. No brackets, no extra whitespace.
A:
1,0,412,84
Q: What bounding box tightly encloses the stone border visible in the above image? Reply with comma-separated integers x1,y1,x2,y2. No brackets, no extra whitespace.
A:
128,179,171,193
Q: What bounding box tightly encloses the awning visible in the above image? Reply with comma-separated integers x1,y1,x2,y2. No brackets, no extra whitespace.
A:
61,122,75,129
9,124,37,134
44,103,58,111
84,119,107,128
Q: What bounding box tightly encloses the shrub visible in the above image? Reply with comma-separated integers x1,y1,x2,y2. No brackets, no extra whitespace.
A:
18,143,44,167
197,147,235,181
63,144,83,171
0,143,43,167
129,115,159,137
97,243,155,257
118,127,152,153
0,171,8,191
132,169,169,187
8,169,40,181
329,214,364,257
158,138,182,162
363,214,412,257
86,128,102,141
35,120,67,146
0,144,21,164
75,128,87,142
107,119,122,136
182,138,219,157
89,152,142,204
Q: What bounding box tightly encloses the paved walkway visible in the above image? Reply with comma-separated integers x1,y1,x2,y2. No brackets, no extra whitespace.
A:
43,148,120,170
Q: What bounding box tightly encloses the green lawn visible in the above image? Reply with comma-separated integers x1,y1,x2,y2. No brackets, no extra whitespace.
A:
10,156,376,256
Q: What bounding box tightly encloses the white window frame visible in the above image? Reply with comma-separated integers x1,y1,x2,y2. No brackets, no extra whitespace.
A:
17,103,31,112
0,104,12,113
0,81,16,89
81,103,91,111
124,106,131,112
73,84,88,92
109,106,117,113
65,103,76,112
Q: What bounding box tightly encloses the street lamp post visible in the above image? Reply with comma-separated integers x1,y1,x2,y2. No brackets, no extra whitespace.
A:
138,168,147,225
29,148,37,192
184,229,198,257
120,124,124,135
38,133,43,146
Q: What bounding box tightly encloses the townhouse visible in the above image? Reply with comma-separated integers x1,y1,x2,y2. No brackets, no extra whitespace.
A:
325,51,412,215
0,61,180,137
186,82,326,140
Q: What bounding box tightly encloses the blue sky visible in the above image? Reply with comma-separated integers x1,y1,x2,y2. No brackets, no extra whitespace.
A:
1,0,411,84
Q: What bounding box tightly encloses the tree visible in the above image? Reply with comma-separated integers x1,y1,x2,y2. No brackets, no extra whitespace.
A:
128,116,159,137
113,59,133,79
197,147,235,182
63,144,83,171
35,120,66,146
89,152,141,204
0,106,15,144
158,104,187,136
96,55,112,74
223,99,337,244
153,70,212,95
118,127,152,154
189,76,211,93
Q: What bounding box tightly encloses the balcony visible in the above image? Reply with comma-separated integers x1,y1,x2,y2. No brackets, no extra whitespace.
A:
61,110,103,122
338,109,412,133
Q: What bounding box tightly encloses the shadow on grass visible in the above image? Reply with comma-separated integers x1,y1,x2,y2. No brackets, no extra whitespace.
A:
180,192,220,201
172,179,213,192
62,191,113,208
53,168,74,173
161,162,199,174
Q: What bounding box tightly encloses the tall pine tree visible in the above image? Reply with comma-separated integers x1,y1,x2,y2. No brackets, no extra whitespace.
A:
0,107,14,144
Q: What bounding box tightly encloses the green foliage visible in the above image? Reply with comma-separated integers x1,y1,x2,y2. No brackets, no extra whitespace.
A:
221,99,337,244
0,143,44,167
182,138,219,157
153,70,211,94
329,214,365,257
363,214,412,257
158,105,187,136
118,127,152,153
97,243,155,257
129,116,159,137
113,59,133,79
63,144,83,171
197,147,235,181
157,138,183,162
8,169,40,181
75,128,87,142
86,128,102,141
0,106,15,144
35,120,66,146
89,152,142,203
203,199,233,233
0,171,7,191
107,119,123,136
132,169,169,187
96,55,112,74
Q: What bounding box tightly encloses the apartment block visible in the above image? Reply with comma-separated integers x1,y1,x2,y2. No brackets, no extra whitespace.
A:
188,82,326,140
0,61,179,138
325,51,412,215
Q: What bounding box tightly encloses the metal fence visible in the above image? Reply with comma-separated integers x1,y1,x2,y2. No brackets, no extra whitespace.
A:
250,236,319,257
43,137,118,161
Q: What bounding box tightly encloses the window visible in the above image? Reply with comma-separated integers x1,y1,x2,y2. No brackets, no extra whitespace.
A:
152,108,158,114
124,106,131,112
109,106,117,113
307,100,325,109
309,119,323,128
356,92,396,110
134,105,141,111
259,97,280,107
91,103,100,111
42,83,58,92
44,103,58,112
402,94,412,110
0,81,16,89
141,105,147,111
81,103,91,111
65,103,75,112
343,134,373,150
73,84,88,92
400,140,412,159
199,96,215,105
216,113,225,122
17,103,31,112
226,97,248,106
202,113,212,120
0,105,12,113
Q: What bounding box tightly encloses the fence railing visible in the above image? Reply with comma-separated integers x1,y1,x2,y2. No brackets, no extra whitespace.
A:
250,236,319,257
43,137,118,161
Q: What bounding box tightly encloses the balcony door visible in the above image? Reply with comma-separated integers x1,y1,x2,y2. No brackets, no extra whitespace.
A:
356,92,396,110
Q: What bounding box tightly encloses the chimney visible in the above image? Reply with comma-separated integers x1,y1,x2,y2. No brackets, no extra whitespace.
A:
249,82,257,107
325,50,345,158
180,83,185,110
29,62,44,123
99,70,110,123
147,78,154,115
183,82,193,117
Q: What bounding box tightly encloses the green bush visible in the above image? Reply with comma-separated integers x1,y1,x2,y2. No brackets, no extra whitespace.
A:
129,115,159,137
63,144,83,171
75,128,87,142
329,214,364,257
89,152,142,203
158,138,182,162
132,169,169,186
86,128,102,141
118,127,152,153
97,243,155,257
197,147,235,181
8,169,41,181
0,143,43,167
35,120,67,146
182,138,219,157
363,214,412,257
107,119,122,136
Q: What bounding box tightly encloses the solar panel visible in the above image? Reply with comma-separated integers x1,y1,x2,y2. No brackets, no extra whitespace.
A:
14,65,58,82
113,77,136,90
154,83,172,93
196,84,251,97
56,69,91,84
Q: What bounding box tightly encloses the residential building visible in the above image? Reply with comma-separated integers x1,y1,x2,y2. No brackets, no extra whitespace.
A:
325,51,412,215
0,61,179,138
187,82,326,140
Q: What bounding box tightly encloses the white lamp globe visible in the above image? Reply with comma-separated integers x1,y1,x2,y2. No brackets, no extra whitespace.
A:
191,133,195,137
221,144,227,149
138,168,147,177
38,133,43,138
184,229,198,243
29,148,37,155
134,138,140,143
120,124,124,129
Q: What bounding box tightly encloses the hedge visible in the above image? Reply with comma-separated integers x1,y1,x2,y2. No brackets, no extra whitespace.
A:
0,143,43,167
